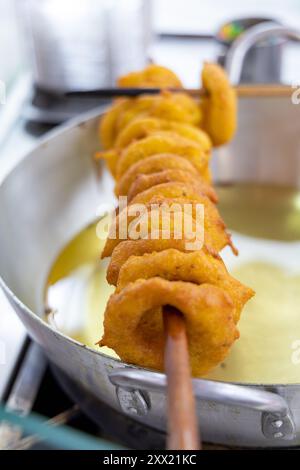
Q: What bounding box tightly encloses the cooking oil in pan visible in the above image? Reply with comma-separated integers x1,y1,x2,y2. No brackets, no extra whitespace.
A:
45,184,300,384
217,183,300,241
207,183,300,384
46,217,117,359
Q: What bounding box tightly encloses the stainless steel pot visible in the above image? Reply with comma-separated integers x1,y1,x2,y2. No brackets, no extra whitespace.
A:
1,93,300,447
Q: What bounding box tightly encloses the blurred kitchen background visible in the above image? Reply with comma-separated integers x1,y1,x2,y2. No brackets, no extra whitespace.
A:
1,0,300,173
2,0,300,88
1,0,300,450
0,0,299,152
0,0,300,132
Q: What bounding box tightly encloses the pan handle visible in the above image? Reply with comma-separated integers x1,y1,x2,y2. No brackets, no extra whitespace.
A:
109,368,295,440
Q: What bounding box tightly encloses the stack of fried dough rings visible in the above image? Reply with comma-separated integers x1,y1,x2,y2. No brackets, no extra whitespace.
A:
97,63,254,377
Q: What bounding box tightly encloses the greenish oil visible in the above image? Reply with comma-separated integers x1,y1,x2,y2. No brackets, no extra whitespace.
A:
45,185,300,383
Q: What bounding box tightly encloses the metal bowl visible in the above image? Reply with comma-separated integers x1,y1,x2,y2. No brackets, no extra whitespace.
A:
1,96,300,447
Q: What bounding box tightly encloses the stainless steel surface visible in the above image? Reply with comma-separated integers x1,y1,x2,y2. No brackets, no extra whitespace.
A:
218,18,284,84
20,0,152,92
110,368,296,441
5,343,46,416
0,342,47,449
110,368,290,415
0,75,38,401
226,23,300,85
212,97,300,188
1,98,300,447
0,290,25,401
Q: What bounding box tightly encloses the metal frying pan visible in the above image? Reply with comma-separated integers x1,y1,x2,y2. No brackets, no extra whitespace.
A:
1,95,300,447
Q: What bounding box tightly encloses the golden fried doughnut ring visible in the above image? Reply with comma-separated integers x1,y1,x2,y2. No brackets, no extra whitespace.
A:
99,63,236,150
116,249,254,321
99,99,131,150
115,131,210,180
113,96,160,134
100,278,239,377
144,196,236,255
101,202,201,259
102,194,231,257
95,149,118,177
99,97,154,151
131,193,238,255
115,92,202,136
101,193,233,258
201,62,237,146
128,180,216,205
99,93,202,153
117,64,183,88
106,237,206,286
127,169,217,203
114,117,211,150
98,116,210,179
99,63,251,379
115,154,199,197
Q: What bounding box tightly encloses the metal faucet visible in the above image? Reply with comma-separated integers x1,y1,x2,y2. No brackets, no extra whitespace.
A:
225,22,300,84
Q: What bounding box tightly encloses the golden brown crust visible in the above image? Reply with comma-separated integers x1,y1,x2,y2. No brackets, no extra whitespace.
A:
115,131,211,180
201,62,237,146
117,249,254,321
101,201,200,259
100,278,238,377
127,170,217,203
99,99,130,150
115,117,211,150
99,91,203,155
116,92,202,134
115,154,199,197
97,63,253,378
106,237,202,286
129,181,215,208
101,191,233,258
117,64,183,88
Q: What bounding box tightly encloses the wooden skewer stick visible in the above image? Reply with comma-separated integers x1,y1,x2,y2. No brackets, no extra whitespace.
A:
206,84,292,98
67,84,293,99
163,306,201,450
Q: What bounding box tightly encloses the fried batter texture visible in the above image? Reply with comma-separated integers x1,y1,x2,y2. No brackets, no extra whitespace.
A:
115,154,199,197
101,191,233,258
97,63,252,377
97,131,210,180
100,278,239,377
98,62,236,157
114,117,212,150
117,64,183,88
201,62,237,146
116,249,254,322
99,92,203,153
127,169,217,202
